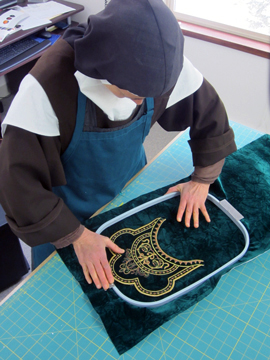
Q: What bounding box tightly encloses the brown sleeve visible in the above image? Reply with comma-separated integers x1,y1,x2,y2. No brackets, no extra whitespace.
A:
156,78,237,166
52,224,85,249
191,159,225,184
0,125,81,247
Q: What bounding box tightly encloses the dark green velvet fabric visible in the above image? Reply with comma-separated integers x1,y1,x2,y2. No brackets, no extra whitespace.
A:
99,196,245,303
57,134,270,354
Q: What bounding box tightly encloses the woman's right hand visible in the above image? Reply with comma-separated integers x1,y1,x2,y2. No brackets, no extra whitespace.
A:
73,227,125,290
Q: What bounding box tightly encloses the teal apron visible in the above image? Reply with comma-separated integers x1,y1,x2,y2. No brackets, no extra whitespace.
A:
53,91,154,222
33,92,154,268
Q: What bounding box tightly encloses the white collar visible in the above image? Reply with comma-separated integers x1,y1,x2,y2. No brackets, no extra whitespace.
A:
74,71,137,121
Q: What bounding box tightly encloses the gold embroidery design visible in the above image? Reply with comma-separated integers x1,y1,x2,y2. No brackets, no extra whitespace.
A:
109,217,204,297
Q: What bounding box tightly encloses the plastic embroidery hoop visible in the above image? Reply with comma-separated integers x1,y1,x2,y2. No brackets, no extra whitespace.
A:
96,192,249,308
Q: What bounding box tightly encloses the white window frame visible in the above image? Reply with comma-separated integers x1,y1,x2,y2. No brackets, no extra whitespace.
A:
165,0,270,44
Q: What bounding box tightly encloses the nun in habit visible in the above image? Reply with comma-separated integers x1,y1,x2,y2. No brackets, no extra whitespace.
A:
0,0,236,290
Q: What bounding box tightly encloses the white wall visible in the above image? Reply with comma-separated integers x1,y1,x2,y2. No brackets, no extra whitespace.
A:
71,0,104,23
70,3,270,134
184,37,270,134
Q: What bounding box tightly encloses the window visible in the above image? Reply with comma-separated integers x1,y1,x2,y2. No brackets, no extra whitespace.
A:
166,0,270,44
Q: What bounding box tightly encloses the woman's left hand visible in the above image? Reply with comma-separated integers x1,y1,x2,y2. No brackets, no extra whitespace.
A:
166,181,211,228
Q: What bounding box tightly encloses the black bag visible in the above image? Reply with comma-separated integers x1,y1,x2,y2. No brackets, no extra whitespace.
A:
0,223,30,292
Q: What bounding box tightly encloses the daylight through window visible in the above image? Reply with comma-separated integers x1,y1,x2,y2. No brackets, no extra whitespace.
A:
168,0,270,43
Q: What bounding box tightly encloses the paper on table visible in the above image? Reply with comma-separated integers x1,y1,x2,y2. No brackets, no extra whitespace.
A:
12,1,75,30
0,9,28,28
19,17,51,31
0,27,21,42
21,1,74,20
0,9,28,41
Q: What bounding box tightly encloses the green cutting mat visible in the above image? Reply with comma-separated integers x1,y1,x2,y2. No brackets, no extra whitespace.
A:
1,121,269,360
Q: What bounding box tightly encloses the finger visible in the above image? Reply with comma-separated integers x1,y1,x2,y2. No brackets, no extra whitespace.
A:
82,264,92,285
106,238,125,254
200,204,211,223
177,197,187,223
93,260,110,290
184,202,193,228
166,186,177,194
87,262,102,289
193,207,199,228
166,185,182,195
101,259,114,285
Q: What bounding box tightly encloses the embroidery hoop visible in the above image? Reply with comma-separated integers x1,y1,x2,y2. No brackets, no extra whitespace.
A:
96,192,249,308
